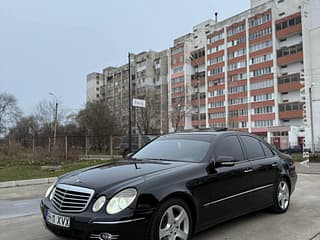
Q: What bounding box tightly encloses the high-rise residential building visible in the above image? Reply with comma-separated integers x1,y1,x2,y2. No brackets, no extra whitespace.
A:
168,0,320,151
86,72,104,102
87,50,169,135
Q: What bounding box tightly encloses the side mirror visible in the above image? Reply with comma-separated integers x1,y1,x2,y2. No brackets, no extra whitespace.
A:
214,156,236,167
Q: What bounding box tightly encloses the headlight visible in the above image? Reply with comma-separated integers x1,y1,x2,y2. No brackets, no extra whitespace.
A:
92,196,106,212
45,179,57,199
106,188,137,215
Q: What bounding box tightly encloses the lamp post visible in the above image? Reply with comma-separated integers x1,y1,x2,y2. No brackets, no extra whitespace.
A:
128,53,132,153
309,83,315,153
190,56,201,129
49,92,58,146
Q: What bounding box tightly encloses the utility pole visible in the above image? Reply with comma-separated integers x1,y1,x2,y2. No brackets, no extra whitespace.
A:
128,53,132,153
309,84,315,153
49,92,58,146
190,56,201,129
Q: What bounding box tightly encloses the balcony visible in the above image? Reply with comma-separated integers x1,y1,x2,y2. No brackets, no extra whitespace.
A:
278,73,302,92
276,14,302,39
277,43,303,66
279,102,303,119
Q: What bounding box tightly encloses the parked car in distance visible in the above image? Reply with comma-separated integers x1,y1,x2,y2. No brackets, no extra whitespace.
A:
41,131,297,240
119,135,157,157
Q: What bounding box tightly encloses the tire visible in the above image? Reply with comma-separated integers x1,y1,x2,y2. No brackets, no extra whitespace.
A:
146,198,193,240
271,178,290,213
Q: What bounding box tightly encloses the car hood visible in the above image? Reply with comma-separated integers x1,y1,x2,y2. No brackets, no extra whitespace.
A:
58,160,187,194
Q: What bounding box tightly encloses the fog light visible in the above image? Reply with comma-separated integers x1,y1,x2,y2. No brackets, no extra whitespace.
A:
99,232,118,240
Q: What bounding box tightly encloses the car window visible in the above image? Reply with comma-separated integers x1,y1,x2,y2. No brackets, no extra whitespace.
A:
260,142,275,157
215,136,244,161
132,138,211,162
240,136,265,160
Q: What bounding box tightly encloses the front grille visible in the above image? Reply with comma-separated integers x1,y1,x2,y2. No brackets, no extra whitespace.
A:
52,184,95,213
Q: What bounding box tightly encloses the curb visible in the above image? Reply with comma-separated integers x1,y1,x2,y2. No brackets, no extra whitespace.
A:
0,177,57,189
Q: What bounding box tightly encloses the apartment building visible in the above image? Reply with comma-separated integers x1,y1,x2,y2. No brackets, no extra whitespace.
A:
88,50,169,135
86,72,104,102
168,0,320,151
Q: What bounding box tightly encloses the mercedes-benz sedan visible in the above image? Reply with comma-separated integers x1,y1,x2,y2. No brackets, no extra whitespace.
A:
41,131,297,240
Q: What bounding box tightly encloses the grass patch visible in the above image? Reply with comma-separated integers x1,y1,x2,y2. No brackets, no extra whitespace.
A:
0,159,111,182
291,153,303,162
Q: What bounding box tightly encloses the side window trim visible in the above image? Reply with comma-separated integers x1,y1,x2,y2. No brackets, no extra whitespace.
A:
260,141,275,158
239,135,266,161
214,134,245,162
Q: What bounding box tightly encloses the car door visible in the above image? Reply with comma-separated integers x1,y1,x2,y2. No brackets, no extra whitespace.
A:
197,134,254,229
239,135,278,210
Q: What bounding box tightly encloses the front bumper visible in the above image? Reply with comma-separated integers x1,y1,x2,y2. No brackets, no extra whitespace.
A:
41,199,150,240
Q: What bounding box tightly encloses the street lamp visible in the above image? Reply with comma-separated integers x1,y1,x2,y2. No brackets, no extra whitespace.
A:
190,55,201,129
128,53,132,153
49,92,58,146
309,83,315,153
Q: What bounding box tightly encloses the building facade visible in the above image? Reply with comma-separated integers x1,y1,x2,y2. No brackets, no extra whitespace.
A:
87,50,169,135
86,72,104,102
167,0,320,151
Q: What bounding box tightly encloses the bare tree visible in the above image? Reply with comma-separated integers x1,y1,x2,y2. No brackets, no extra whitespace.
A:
77,101,120,152
136,88,160,135
0,92,22,134
34,98,66,136
170,97,185,133
9,116,39,146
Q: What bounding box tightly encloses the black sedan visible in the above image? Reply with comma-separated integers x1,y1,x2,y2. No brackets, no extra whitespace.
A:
41,131,297,240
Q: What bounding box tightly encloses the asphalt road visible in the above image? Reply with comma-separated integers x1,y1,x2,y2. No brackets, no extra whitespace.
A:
1,174,320,240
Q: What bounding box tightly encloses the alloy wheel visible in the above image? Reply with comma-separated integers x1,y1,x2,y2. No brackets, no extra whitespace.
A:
278,180,289,210
159,205,190,240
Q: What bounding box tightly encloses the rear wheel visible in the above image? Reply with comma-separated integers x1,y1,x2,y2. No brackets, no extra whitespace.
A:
272,178,290,213
147,198,192,240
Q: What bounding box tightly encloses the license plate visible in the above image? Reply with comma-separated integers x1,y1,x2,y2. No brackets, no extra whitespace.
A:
46,210,70,228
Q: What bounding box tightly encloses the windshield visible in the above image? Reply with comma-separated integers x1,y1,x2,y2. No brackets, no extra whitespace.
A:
132,136,211,162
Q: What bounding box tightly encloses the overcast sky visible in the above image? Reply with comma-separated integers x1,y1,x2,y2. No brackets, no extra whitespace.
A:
0,0,250,115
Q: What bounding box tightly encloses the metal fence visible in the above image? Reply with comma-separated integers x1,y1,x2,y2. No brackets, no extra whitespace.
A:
0,135,126,163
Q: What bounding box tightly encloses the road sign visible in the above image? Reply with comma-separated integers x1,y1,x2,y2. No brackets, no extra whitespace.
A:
132,98,146,108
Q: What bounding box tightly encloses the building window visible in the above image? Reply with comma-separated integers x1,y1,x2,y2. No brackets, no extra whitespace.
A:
229,73,247,82
249,13,272,28
252,93,274,102
276,15,301,30
228,85,247,94
250,53,273,65
228,48,246,59
278,73,300,84
208,32,224,44
208,101,225,108
171,76,184,84
208,67,225,76
227,24,245,36
172,66,183,74
253,106,274,114
250,79,274,90
208,78,225,86
251,67,272,77
277,43,303,57
228,60,247,70
249,27,272,40
228,97,248,105
254,120,274,127
172,47,183,55
249,40,273,53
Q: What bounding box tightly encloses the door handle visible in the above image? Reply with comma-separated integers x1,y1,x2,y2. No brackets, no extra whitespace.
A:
244,168,253,173
272,163,278,167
